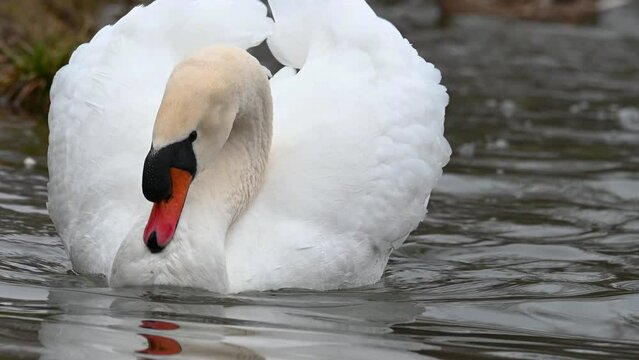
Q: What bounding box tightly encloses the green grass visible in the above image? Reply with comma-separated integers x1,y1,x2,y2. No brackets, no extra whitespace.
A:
0,0,146,115
1,39,75,112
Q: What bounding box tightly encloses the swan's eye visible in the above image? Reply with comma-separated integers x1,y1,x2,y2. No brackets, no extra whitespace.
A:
188,131,197,142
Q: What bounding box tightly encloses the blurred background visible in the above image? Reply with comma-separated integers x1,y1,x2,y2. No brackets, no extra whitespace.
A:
1,1,639,359
1,0,637,114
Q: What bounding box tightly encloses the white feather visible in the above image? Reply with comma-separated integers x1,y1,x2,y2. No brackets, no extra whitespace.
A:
227,0,450,291
48,0,272,274
48,0,450,292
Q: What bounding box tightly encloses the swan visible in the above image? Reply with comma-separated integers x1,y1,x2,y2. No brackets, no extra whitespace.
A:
47,0,450,293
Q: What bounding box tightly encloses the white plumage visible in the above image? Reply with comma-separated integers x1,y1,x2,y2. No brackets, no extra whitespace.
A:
48,0,450,292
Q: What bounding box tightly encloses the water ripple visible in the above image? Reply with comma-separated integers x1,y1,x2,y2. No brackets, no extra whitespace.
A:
2,2,639,358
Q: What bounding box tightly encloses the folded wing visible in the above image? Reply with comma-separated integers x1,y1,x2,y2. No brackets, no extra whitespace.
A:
48,0,273,274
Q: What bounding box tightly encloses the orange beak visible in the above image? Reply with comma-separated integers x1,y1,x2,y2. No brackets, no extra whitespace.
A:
143,168,192,253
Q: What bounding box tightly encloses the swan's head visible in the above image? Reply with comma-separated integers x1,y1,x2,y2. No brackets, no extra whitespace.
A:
141,47,250,254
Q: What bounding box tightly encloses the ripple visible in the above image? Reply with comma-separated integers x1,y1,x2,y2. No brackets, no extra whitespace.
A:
439,244,613,263
421,294,639,341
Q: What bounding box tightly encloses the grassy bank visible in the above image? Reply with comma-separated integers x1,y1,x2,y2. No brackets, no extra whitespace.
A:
0,0,146,114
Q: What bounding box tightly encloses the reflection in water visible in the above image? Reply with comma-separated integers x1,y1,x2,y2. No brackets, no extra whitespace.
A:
137,334,182,356
140,320,180,331
1,1,639,359
29,287,423,359
137,321,182,356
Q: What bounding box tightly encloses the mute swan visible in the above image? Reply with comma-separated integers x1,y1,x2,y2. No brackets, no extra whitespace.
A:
48,0,450,292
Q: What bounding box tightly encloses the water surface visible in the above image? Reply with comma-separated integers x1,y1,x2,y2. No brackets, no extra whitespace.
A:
1,1,639,359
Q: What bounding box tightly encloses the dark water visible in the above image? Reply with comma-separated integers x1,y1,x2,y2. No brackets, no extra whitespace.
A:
2,1,639,359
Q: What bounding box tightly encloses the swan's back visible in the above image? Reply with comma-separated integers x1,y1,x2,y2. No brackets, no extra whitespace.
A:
226,1,450,291
48,0,272,274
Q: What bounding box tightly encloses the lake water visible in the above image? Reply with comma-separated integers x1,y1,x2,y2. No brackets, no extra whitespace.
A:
1,1,639,359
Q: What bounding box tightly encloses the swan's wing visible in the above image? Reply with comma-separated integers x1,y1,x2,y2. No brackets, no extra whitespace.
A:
48,0,272,274
269,0,450,242
229,0,450,290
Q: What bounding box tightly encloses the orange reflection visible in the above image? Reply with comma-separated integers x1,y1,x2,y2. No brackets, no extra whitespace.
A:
137,320,181,355
140,320,180,330
137,334,182,356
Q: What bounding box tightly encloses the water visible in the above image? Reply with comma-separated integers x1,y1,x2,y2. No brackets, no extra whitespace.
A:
2,2,639,359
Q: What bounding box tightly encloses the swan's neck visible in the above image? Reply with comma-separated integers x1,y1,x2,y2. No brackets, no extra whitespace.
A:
110,49,273,292
194,71,273,223
178,75,273,291
213,90,273,223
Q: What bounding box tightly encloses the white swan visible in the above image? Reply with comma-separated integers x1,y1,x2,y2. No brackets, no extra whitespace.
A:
47,0,450,293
